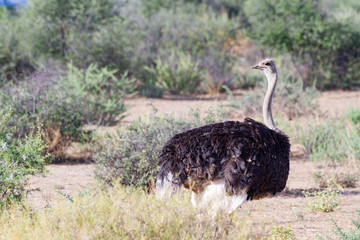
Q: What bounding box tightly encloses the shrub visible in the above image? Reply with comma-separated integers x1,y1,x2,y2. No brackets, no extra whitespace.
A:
59,63,136,126
243,0,360,89
269,225,296,240
299,120,360,163
0,69,87,159
300,121,346,163
83,15,140,72
0,64,135,160
2,0,241,95
144,51,203,94
347,107,360,125
319,209,360,240
130,2,240,94
197,0,247,18
21,0,115,59
303,179,342,212
234,71,261,89
0,107,48,208
200,50,236,94
0,183,254,239
0,8,34,83
95,107,224,188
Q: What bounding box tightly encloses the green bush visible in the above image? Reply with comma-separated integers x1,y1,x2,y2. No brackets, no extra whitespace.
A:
82,15,140,72
2,1,240,94
0,64,135,160
3,0,360,92
144,51,203,94
95,107,224,188
347,107,360,125
234,71,261,89
303,179,342,212
319,209,360,240
130,2,239,94
59,63,136,126
202,0,247,18
0,70,87,159
0,107,48,208
0,8,34,83
243,0,360,89
269,225,296,240
21,0,115,59
299,120,360,163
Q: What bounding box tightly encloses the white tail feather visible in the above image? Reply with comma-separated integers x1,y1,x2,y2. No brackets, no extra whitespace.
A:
192,179,247,215
156,172,178,199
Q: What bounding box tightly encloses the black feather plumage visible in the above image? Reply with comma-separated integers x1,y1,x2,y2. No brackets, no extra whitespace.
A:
157,118,290,200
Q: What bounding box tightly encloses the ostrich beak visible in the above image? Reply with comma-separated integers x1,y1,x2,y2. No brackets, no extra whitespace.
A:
251,64,265,70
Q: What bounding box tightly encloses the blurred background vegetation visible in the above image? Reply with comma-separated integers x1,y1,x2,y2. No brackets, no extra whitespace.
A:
2,0,359,92
0,0,359,155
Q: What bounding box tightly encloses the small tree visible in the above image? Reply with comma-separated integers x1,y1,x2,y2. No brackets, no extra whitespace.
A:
23,0,115,59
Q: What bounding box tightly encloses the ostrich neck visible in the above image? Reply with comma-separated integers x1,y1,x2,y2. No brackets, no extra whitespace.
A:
263,71,278,131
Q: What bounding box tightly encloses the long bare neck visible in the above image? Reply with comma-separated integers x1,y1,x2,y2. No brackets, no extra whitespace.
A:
263,70,278,131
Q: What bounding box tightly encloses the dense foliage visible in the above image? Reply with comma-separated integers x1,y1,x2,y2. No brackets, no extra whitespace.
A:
0,64,135,159
347,107,360,125
243,0,360,89
144,50,204,94
0,107,47,208
2,0,360,91
296,118,360,163
0,7,34,83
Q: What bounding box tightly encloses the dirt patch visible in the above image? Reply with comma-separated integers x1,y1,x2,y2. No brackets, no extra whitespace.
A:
317,91,360,117
27,91,360,239
27,164,96,209
244,159,360,239
123,95,231,123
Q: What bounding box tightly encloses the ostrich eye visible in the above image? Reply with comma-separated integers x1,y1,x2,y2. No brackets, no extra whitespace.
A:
264,62,271,66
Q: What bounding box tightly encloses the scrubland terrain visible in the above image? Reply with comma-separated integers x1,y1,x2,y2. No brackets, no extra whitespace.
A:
1,1,360,239
25,91,360,240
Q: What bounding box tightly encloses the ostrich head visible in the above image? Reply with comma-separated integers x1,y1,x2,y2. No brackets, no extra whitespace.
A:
251,58,279,131
251,58,277,82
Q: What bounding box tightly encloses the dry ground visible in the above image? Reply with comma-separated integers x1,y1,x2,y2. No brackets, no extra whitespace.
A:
27,91,360,239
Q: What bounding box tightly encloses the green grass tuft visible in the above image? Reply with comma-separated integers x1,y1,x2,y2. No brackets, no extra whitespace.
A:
303,179,342,213
298,119,360,163
347,107,360,125
318,209,360,240
269,225,296,240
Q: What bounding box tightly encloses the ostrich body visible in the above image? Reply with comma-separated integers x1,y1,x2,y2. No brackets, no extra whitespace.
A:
156,59,290,213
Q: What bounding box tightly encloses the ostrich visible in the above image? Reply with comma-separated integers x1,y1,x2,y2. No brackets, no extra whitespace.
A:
156,58,290,214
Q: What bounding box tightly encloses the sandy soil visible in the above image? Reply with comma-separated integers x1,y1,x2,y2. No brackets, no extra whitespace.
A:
317,91,360,117
123,95,232,123
245,159,360,239
27,91,360,239
27,164,96,209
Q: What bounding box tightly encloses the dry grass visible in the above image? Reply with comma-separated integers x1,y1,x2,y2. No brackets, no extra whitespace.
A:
0,183,257,240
